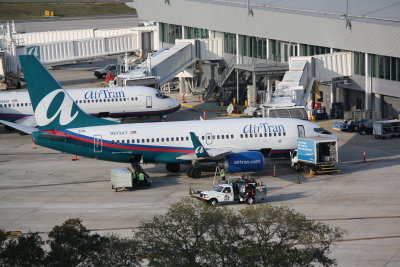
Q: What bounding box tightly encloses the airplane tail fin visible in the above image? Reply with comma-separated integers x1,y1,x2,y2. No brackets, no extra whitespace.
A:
189,132,210,158
19,55,118,131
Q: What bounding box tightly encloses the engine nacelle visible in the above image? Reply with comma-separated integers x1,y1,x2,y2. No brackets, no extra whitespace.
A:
224,151,265,173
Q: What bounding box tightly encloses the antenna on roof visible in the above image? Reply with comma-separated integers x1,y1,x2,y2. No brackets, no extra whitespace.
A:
342,0,352,29
247,0,254,17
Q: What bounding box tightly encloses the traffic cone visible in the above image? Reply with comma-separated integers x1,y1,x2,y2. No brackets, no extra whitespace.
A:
203,111,207,120
363,151,366,163
273,165,276,177
72,155,78,161
182,95,187,103
198,95,201,103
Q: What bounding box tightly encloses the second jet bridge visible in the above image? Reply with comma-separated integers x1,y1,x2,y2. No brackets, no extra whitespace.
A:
114,39,222,88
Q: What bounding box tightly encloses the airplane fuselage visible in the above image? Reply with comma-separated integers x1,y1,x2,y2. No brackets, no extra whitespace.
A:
0,86,180,122
33,118,333,164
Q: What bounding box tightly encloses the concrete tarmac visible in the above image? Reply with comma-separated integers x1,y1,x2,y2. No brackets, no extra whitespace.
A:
2,58,400,266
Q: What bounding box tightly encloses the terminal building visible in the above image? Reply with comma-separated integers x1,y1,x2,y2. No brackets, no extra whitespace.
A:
133,0,400,118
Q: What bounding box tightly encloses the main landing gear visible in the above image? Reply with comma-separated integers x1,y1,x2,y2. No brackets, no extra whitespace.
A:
166,163,180,172
187,166,202,179
165,163,202,178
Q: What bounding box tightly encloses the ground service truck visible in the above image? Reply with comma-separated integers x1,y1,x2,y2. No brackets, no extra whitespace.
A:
290,137,339,174
198,178,267,205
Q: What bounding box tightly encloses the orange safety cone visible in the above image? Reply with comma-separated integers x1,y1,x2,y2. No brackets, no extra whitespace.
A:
182,95,187,103
363,151,366,162
198,96,201,103
72,154,78,161
273,165,276,177
203,111,207,120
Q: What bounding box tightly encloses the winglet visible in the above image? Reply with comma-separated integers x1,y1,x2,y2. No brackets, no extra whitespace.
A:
189,132,209,158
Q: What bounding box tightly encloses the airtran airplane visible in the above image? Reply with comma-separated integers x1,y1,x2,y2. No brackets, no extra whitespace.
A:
0,85,180,127
0,55,336,178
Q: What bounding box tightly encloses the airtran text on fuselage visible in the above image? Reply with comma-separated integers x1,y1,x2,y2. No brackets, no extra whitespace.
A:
84,90,125,100
243,123,285,134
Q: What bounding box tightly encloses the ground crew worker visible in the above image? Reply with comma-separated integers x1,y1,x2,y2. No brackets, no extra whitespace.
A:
138,172,145,183
131,171,138,186
220,169,226,180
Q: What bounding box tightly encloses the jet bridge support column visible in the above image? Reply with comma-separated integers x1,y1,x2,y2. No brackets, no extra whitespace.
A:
365,53,372,111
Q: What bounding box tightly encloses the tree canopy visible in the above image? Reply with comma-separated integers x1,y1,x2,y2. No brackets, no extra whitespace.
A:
0,199,344,266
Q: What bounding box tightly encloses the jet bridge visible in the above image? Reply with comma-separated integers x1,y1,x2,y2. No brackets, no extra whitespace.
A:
115,42,197,88
114,38,223,88
261,52,352,119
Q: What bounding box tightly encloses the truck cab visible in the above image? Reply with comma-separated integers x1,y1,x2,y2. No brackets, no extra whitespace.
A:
200,184,235,205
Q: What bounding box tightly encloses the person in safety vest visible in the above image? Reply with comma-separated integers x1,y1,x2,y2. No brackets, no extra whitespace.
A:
220,169,226,180
138,172,145,182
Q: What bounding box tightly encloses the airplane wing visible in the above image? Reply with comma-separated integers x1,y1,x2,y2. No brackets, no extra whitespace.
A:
14,116,37,127
0,120,37,134
176,132,247,161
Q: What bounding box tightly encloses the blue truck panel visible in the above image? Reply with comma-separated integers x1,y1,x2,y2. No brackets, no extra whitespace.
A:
297,138,316,163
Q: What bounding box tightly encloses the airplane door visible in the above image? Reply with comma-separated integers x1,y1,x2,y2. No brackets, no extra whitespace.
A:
205,133,213,145
297,125,305,137
146,96,152,108
94,135,102,153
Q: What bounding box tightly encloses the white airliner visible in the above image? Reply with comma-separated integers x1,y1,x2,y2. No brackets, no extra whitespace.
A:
1,55,337,178
0,86,180,127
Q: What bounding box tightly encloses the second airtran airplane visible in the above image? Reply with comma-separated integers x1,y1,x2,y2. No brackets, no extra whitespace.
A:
1,55,336,178
0,85,180,127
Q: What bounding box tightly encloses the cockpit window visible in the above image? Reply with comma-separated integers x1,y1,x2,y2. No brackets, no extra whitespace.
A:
314,127,332,135
155,92,169,99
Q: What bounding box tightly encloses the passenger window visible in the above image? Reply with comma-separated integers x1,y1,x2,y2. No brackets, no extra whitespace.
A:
151,138,154,142
132,139,135,143
181,137,184,141
221,135,224,139
161,138,164,142
135,97,138,100
166,138,169,142
156,138,159,142
0,104,2,107
283,132,286,136
250,134,253,138
112,140,114,144
240,134,243,138
147,139,150,142
212,135,215,140
245,134,248,138
186,137,189,141
131,97,134,101
121,140,125,143
226,135,229,139
17,103,20,107
274,133,277,136
231,134,234,139
278,132,281,136
137,139,140,143
269,133,272,137
142,139,145,143
217,135,220,139
123,98,126,101
119,98,122,102
116,140,120,143
108,99,111,102
112,99,114,102
126,140,130,144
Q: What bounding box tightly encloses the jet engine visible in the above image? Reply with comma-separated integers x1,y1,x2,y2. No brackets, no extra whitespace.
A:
223,151,265,173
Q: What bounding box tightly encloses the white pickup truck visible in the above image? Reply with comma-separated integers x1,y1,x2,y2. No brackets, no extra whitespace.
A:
199,178,267,205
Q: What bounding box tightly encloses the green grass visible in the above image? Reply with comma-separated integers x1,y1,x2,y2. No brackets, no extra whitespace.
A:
0,2,136,20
